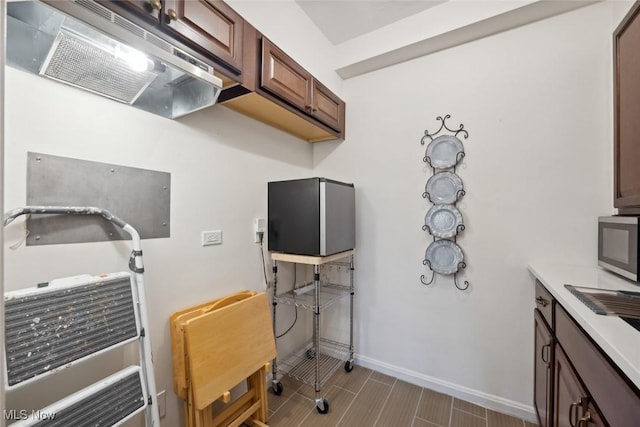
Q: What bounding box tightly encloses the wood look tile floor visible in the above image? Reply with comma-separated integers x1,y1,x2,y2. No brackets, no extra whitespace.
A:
265,366,538,427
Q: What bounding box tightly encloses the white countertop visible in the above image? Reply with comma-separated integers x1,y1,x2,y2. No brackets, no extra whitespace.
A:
528,262,640,389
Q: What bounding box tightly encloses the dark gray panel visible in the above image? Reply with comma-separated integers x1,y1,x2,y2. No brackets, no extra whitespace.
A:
268,178,320,255
26,152,170,245
4,276,138,387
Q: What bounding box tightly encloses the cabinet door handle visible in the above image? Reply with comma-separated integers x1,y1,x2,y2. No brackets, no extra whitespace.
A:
569,397,583,427
167,8,178,21
541,344,551,364
149,0,161,10
577,410,592,427
536,296,549,307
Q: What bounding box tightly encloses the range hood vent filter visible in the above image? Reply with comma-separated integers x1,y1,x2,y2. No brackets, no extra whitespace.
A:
6,0,223,119
42,29,157,104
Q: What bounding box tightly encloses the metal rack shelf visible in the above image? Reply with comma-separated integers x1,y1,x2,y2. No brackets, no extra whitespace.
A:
274,282,349,311
276,338,350,387
270,250,355,414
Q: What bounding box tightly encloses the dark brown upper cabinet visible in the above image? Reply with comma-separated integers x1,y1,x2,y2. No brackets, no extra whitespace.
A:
260,38,344,135
312,79,344,134
163,0,244,75
100,0,243,84
261,39,313,114
219,24,346,143
614,1,640,214
100,0,345,141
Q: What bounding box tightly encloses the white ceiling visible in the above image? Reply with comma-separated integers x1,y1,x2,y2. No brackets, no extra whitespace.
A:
295,0,447,45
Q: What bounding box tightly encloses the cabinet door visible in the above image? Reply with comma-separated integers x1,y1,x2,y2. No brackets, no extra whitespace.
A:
163,0,243,74
261,38,312,114
98,0,162,24
553,347,606,427
614,2,640,213
534,310,554,427
554,346,587,427
556,303,640,426
312,79,345,133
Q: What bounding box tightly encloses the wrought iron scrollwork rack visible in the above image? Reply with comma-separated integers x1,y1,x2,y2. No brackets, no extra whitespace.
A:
420,114,470,291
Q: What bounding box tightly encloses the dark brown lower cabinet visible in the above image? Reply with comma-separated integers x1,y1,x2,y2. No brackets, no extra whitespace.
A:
533,280,640,427
553,346,605,427
534,310,554,427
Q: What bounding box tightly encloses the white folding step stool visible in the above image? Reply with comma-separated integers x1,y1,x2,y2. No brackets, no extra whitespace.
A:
3,206,160,426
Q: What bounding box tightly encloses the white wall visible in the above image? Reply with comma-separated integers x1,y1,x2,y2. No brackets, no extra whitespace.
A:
313,1,632,420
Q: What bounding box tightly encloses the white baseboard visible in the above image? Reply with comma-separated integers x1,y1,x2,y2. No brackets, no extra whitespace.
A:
355,354,538,424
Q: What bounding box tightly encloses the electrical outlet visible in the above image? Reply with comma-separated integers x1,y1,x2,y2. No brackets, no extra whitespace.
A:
157,390,166,418
254,218,266,243
202,230,222,246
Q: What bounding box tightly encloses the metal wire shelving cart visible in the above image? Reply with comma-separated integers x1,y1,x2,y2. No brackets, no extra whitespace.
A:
270,250,355,414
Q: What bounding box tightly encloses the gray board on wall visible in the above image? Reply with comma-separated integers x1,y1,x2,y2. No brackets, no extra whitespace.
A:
26,152,171,245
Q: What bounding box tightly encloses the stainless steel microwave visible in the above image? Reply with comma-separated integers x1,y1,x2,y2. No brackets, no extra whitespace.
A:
598,216,640,281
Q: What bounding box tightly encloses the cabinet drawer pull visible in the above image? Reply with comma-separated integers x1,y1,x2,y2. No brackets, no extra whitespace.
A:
569,397,583,427
149,0,161,11
536,296,549,307
541,344,551,364
578,410,592,427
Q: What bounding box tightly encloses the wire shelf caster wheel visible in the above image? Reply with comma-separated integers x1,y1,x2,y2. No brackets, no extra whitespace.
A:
271,381,283,396
344,360,354,373
315,398,329,414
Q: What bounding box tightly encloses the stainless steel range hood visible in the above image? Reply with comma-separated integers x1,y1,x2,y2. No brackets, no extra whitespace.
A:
6,0,223,119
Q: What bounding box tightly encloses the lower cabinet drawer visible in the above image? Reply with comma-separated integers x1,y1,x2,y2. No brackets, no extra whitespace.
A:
555,303,640,427
535,280,554,329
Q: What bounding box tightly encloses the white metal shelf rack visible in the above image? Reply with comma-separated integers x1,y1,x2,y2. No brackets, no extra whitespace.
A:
270,250,355,414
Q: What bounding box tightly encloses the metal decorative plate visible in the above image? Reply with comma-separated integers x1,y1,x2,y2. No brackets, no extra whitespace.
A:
424,205,463,238
425,135,464,169
425,171,463,204
425,240,464,275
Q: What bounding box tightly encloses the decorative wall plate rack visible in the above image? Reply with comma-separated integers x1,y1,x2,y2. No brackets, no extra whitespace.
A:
420,115,470,291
